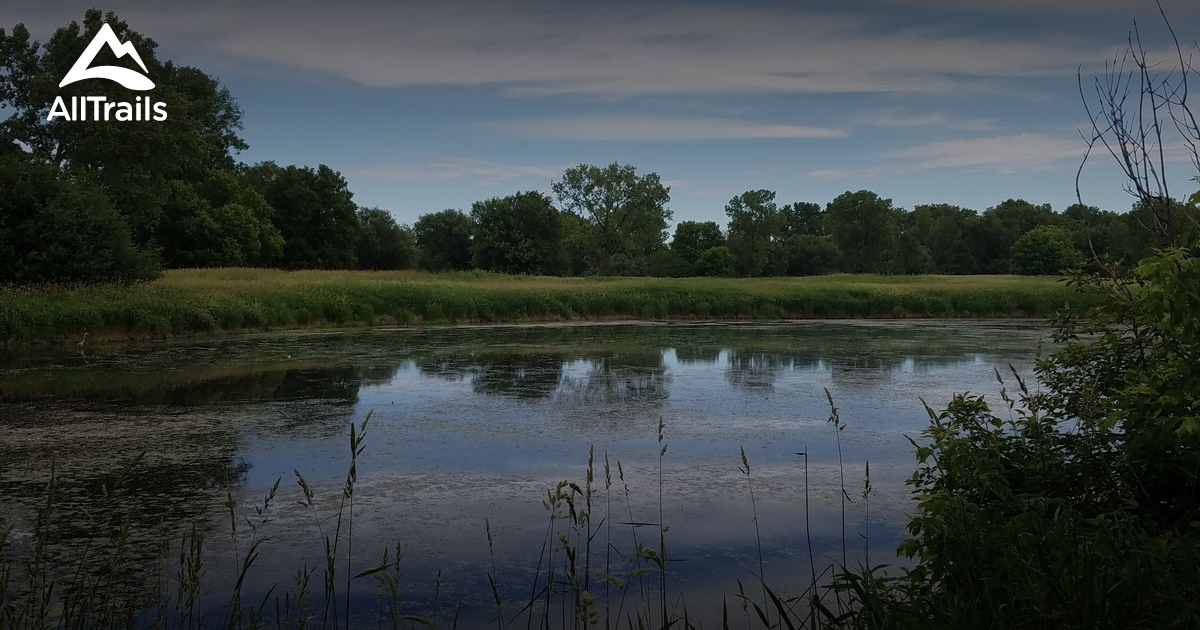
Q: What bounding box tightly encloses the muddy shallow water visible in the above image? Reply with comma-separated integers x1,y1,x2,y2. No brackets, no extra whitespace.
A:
0,320,1049,626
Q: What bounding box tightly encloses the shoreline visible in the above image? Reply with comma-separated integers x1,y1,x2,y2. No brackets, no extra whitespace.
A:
0,268,1091,346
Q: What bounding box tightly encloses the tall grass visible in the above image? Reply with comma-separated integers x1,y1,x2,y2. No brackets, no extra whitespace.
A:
0,269,1093,343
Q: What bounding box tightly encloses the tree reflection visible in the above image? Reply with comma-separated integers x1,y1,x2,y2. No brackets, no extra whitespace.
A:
673,345,721,365
413,352,566,399
825,354,909,391
724,350,780,391
554,351,668,408
470,353,564,399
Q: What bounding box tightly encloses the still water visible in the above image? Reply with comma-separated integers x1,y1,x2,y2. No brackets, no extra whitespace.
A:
0,320,1048,625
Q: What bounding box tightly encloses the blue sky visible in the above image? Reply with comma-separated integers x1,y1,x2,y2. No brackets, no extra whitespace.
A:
10,0,1200,228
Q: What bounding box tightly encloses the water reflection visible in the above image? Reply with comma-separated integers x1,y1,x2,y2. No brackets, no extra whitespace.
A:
0,320,1049,625
725,350,782,390
555,353,669,408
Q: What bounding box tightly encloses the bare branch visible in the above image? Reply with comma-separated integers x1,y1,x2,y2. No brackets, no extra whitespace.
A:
1077,3,1199,245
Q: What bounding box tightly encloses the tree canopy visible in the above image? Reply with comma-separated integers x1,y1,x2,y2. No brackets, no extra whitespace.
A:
0,152,160,284
414,209,474,271
725,189,785,277
670,220,725,276
241,162,360,270
1009,225,1083,275
0,9,247,250
553,163,672,276
823,190,898,274
471,191,565,275
356,207,417,270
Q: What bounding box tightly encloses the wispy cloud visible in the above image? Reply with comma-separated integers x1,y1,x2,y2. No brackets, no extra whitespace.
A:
850,0,1194,16
883,133,1083,168
809,133,1084,179
855,109,995,131
482,115,847,141
349,156,568,183
113,0,1101,98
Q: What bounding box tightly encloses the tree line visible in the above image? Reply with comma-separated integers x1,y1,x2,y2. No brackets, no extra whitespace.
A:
3,10,1196,285
408,187,1195,279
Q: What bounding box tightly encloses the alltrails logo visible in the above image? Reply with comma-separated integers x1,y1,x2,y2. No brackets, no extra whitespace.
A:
47,23,167,122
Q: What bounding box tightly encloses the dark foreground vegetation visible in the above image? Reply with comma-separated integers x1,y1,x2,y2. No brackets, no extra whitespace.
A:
824,233,1200,628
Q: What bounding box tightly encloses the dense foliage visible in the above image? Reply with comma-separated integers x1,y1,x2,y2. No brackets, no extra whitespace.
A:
240,162,360,270
470,191,566,275
552,162,673,276
413,209,473,271
820,226,1200,628
355,206,417,270
0,152,160,284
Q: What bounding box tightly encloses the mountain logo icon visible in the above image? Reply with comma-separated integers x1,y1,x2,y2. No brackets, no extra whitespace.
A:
59,23,155,91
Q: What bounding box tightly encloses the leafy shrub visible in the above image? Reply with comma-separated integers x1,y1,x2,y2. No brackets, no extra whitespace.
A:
1009,225,1083,275
0,156,162,285
828,234,1200,628
695,246,735,277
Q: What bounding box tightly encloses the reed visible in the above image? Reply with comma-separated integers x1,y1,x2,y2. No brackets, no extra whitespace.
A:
0,399,867,630
0,386,1072,630
0,270,1091,344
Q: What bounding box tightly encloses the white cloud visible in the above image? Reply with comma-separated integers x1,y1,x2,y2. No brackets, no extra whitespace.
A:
855,109,995,131
808,133,1085,179
108,0,1104,98
483,115,847,141
883,133,1083,168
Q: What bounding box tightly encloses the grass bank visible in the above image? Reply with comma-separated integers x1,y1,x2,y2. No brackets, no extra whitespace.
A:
0,268,1093,343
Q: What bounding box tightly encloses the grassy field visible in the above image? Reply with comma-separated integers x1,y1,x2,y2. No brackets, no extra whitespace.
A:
0,268,1095,343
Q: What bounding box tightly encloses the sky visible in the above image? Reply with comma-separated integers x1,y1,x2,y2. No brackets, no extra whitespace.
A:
7,0,1200,228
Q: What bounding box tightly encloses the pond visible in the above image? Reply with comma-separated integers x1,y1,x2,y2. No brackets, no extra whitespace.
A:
0,320,1049,627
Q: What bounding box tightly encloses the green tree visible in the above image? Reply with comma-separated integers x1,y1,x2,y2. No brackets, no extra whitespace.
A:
894,216,936,274
646,249,683,277
0,10,248,249
726,190,786,276
471,191,565,275
670,220,725,276
694,245,735,277
356,207,418,270
1124,199,1200,254
413,209,473,271
908,204,978,274
552,163,672,275
156,170,283,268
241,162,360,269
1062,202,1105,254
969,199,1056,273
780,201,824,237
0,153,160,284
823,190,898,273
559,210,592,276
1009,225,1084,275
779,234,840,276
